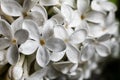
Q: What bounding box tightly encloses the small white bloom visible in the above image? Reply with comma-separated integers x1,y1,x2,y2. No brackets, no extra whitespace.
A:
51,25,87,63
0,19,29,65
19,19,66,67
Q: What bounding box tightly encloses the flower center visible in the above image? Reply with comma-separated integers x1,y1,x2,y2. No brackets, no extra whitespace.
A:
22,12,28,17
40,39,45,46
81,15,85,20
64,39,69,43
102,27,106,31
11,39,17,44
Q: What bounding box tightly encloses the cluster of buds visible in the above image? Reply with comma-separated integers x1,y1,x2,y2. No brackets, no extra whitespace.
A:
0,0,119,80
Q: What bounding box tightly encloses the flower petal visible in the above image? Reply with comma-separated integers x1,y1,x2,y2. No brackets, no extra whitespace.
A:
95,44,110,57
11,17,23,34
69,29,87,44
0,19,12,39
36,46,50,67
46,37,66,52
23,0,38,12
81,45,95,61
61,0,75,8
52,14,64,25
69,10,81,27
31,5,48,20
97,34,111,42
40,0,59,6
91,0,105,13
26,11,45,26
50,52,65,62
77,0,90,14
61,4,73,23
1,0,22,16
0,38,10,50
54,25,68,40
53,61,76,74
101,1,117,12
0,50,7,65
88,23,105,37
12,65,23,80
14,29,29,44
85,11,105,25
26,67,48,80
22,19,40,41
7,44,19,65
42,19,57,39
66,44,80,63
19,40,39,55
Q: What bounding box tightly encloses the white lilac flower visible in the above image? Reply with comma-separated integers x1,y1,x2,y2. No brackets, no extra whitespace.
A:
75,0,105,27
81,34,111,61
59,1,105,31
1,0,37,17
0,0,119,80
88,11,119,37
19,19,66,67
50,25,87,63
1,0,45,26
0,19,29,65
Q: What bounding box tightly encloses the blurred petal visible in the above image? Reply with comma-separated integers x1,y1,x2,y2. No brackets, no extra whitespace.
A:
54,25,68,40
7,44,19,65
26,67,48,80
66,44,80,63
53,61,76,74
22,19,40,41
12,65,23,80
42,19,57,39
31,5,48,20
86,11,105,25
69,11,81,27
88,23,105,37
14,29,29,44
95,44,110,57
61,4,73,23
23,0,38,12
81,45,95,61
36,46,50,67
52,14,64,25
26,11,45,26
0,19,12,39
19,40,39,55
0,50,7,65
0,38,10,50
1,0,22,16
61,0,75,8
70,29,87,44
91,0,105,13
46,65,60,79
101,2,117,12
106,11,115,24
46,37,66,52
11,17,23,34
77,0,90,14
97,34,111,42
40,0,59,6
50,52,65,62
